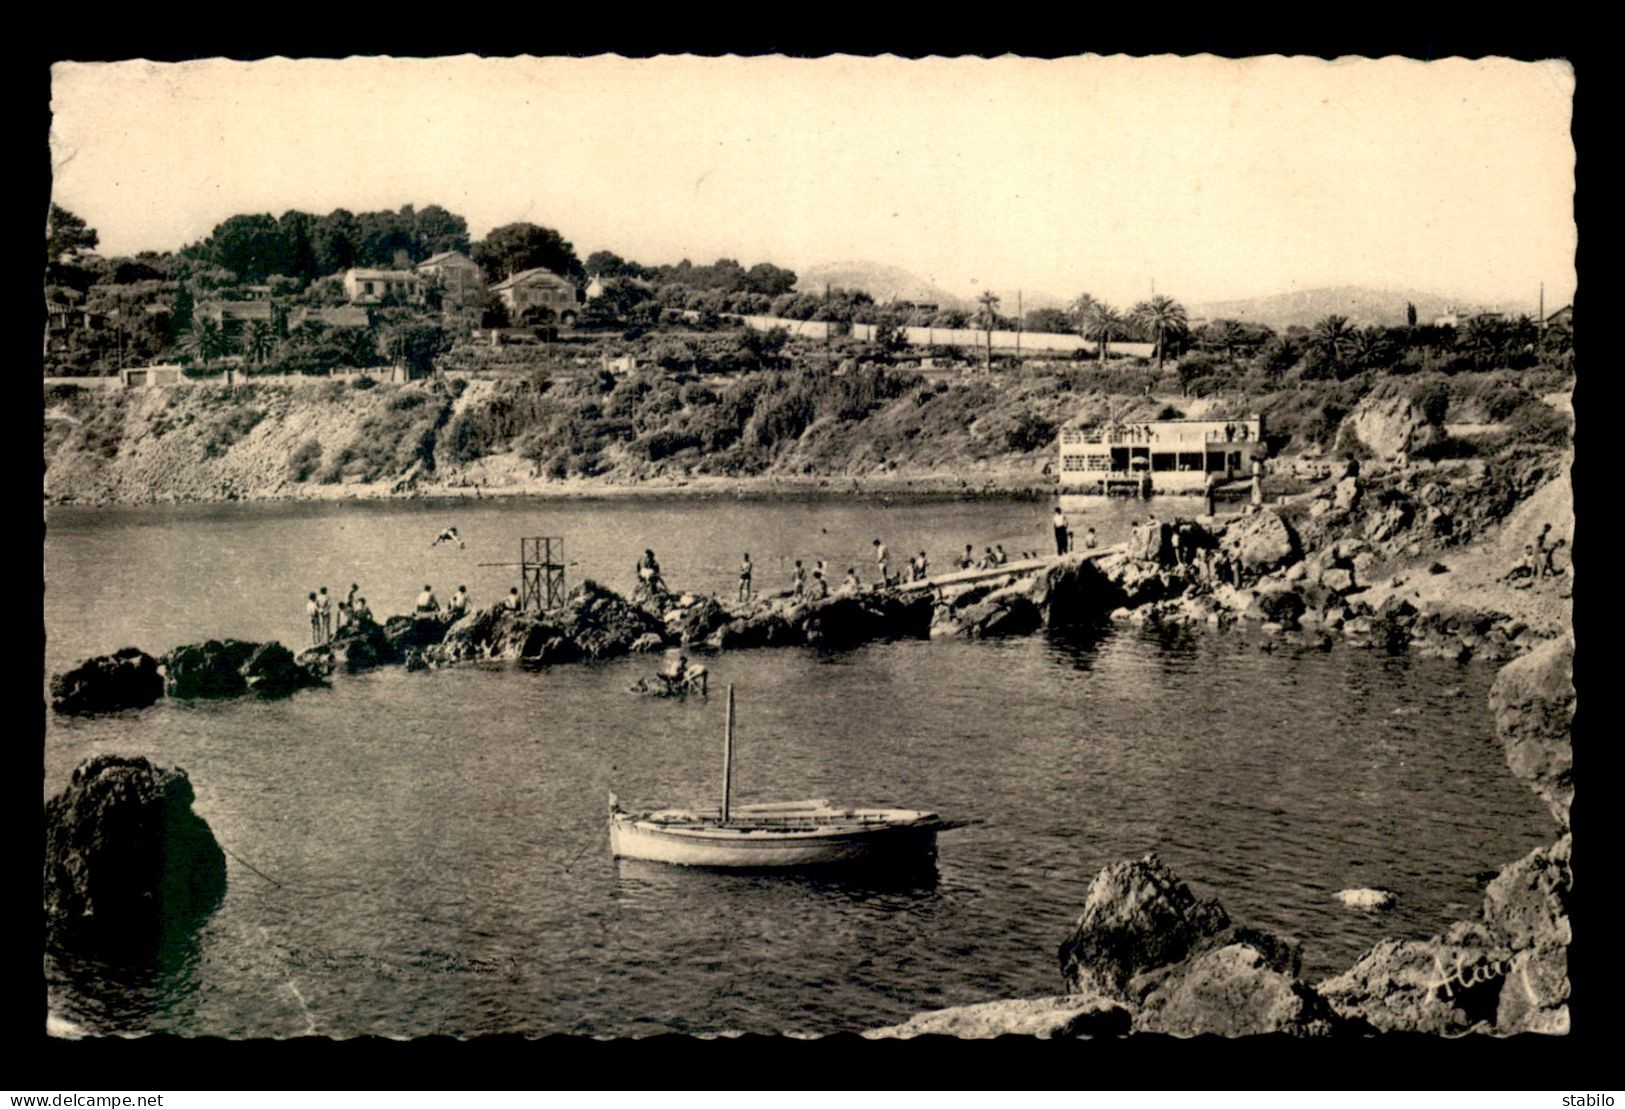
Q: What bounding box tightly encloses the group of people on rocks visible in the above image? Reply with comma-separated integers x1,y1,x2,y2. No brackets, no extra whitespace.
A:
306,583,371,646
1504,522,1568,587
414,584,472,619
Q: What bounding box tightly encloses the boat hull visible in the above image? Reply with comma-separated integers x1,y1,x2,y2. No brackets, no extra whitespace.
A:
609,816,942,869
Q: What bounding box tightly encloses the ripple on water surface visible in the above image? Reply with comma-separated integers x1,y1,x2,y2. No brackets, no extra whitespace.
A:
44,497,1551,1037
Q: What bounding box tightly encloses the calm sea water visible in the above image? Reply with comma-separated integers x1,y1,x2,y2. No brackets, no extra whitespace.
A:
42,494,1553,1038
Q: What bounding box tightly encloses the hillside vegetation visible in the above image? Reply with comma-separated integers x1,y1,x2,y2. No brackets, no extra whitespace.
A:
43,358,1572,506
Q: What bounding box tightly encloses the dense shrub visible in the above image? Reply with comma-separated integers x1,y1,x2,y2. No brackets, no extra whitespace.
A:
286,438,323,481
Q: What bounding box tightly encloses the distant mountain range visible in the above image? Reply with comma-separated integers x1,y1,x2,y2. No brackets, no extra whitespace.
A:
794,266,1503,332
795,261,967,308
1189,286,1484,331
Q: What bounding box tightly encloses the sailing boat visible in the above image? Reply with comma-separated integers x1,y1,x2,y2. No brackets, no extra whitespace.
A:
608,684,966,869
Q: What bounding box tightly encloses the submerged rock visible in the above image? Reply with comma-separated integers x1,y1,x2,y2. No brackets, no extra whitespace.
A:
50,648,165,715
44,755,226,955
1335,888,1398,911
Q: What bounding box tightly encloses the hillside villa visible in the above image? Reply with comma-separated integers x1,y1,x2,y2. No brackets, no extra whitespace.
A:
416,251,483,298
490,267,578,323
342,268,425,305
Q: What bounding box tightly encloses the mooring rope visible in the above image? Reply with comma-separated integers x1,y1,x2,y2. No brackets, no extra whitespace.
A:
218,839,283,888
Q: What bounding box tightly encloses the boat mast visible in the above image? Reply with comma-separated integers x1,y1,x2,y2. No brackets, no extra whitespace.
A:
722,683,735,825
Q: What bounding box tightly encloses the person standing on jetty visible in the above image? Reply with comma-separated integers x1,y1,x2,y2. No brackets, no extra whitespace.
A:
343,583,360,629
1203,470,1217,517
738,553,753,602
317,588,333,642
873,540,889,586
306,592,322,646
791,560,807,598
416,585,440,615
1053,506,1069,556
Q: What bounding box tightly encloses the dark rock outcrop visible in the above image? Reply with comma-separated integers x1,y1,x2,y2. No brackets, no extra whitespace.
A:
328,619,400,672
1487,633,1574,829
161,639,259,698
1317,931,1512,1035
1058,852,1231,999
44,755,227,955
804,591,934,648
50,648,164,715
1224,509,1301,576
667,596,735,646
162,638,323,698
710,607,805,650
558,579,669,659
1137,943,1344,1037
382,614,453,654
242,641,327,696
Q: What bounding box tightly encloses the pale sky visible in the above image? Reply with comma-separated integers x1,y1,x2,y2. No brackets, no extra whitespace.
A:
49,55,1576,311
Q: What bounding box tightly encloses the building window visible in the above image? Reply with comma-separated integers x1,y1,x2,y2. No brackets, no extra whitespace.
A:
1152,452,1176,472
1178,452,1203,471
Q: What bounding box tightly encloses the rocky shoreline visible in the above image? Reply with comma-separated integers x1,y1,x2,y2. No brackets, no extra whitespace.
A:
868,633,1573,1039
50,455,1572,717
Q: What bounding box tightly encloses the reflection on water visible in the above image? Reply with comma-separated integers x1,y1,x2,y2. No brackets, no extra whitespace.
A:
43,497,1554,1037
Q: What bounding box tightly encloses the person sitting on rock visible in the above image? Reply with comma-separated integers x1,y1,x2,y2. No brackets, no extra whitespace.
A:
1503,545,1537,584
810,569,829,599
416,585,440,615
351,596,372,624
447,585,470,618
960,544,976,570
840,568,861,595
915,551,930,581
993,544,1008,566
503,587,522,612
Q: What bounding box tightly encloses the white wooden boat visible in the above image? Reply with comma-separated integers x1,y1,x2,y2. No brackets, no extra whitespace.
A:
609,685,965,870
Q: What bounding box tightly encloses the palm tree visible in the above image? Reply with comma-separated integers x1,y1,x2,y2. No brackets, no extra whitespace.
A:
1085,301,1124,363
184,317,229,370
1309,314,1356,378
244,319,274,367
974,290,1001,369
1215,319,1246,361
1131,295,1189,369
1348,326,1391,372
